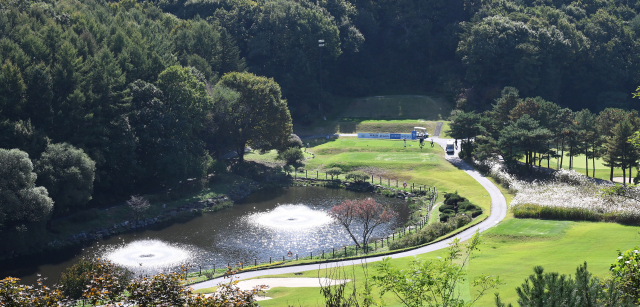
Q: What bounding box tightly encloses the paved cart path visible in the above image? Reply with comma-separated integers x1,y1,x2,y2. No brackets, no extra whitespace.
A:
192,136,507,290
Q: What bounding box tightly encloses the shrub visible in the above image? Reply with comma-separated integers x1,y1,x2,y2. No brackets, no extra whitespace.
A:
382,189,396,197
512,203,601,221
345,171,370,183
326,167,343,180
389,214,471,250
495,263,634,307
439,192,481,222
611,247,640,303
288,134,303,148
283,164,295,175
276,147,305,165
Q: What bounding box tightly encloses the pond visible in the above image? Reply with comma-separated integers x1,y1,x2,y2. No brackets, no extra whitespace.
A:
0,186,409,285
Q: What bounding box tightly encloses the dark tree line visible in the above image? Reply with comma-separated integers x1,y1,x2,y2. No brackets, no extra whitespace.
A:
0,0,294,231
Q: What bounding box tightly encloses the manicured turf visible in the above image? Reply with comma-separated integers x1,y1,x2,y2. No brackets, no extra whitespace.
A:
304,138,491,215
527,154,634,180
485,219,571,237
253,219,640,307
244,137,640,306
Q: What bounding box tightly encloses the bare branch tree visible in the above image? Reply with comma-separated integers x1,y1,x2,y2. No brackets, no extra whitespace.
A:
329,198,397,252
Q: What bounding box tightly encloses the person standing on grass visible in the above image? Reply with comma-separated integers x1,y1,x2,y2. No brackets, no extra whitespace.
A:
403,137,407,147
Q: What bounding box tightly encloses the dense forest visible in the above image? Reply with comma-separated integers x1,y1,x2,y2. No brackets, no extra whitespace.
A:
2,0,640,230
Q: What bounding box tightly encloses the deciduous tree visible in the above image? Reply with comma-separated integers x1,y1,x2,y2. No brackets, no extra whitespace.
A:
0,148,53,229
34,143,96,218
216,72,293,162
329,198,397,252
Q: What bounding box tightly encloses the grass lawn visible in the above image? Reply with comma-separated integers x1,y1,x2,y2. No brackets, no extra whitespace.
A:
251,219,640,307
302,138,492,215
243,137,639,306
529,154,634,181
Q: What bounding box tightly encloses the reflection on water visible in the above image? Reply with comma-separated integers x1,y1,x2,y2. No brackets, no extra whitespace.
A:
0,186,408,285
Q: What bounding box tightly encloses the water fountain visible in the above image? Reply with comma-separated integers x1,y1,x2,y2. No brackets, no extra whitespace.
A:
104,239,195,274
249,204,333,230
2,186,409,285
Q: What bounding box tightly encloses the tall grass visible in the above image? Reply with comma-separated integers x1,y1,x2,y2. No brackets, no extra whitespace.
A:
483,161,640,225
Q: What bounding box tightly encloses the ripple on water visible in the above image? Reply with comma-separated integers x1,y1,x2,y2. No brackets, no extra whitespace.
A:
248,204,333,230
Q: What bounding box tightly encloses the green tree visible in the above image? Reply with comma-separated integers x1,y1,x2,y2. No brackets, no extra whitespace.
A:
0,148,53,229
345,171,370,183
448,111,485,159
575,109,598,177
326,167,343,180
276,147,305,165
216,72,293,162
495,263,632,307
603,120,636,183
372,231,500,307
498,115,552,170
34,143,96,218
0,60,26,121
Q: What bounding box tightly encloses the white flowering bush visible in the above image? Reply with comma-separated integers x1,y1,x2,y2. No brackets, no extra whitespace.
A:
483,161,640,224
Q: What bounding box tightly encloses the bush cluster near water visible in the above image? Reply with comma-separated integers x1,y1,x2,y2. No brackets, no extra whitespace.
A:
439,191,482,222
389,215,472,250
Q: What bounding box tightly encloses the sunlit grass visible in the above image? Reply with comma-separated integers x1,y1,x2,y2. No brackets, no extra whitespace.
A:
304,138,491,216
256,219,640,307
524,154,633,180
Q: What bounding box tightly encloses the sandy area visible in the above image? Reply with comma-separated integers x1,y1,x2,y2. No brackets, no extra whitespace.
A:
613,177,634,183
235,277,350,301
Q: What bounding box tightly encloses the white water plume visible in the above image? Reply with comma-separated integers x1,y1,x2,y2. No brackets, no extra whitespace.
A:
104,239,193,271
248,204,333,230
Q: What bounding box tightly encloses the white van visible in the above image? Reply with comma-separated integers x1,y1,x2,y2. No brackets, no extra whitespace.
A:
446,141,455,154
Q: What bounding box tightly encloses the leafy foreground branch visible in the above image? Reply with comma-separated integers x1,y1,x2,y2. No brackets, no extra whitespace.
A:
319,230,502,307
0,258,266,306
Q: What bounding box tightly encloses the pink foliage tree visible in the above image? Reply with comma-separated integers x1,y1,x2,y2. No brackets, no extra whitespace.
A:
329,198,397,252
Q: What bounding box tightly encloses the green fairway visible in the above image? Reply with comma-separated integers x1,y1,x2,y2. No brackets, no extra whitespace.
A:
244,137,640,307
485,219,571,237
529,154,634,180
304,138,492,214
254,219,640,307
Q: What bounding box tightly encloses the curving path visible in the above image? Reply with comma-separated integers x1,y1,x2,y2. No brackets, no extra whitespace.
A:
192,136,508,290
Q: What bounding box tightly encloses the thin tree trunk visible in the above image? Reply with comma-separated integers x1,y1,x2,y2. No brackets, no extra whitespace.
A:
569,143,573,169
592,142,596,178
623,164,626,186
560,138,565,169
586,148,589,178
610,163,614,182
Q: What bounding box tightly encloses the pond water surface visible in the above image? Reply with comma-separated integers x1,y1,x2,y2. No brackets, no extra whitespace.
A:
0,186,409,285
